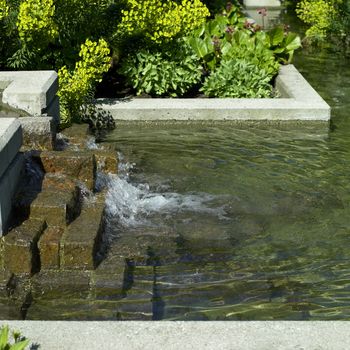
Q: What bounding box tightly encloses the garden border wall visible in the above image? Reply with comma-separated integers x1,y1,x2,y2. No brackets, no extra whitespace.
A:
96,65,331,122
1,320,349,349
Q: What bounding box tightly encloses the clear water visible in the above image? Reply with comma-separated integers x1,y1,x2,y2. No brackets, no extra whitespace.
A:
100,44,350,320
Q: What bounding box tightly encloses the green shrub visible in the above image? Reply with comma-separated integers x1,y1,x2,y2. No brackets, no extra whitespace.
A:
201,58,274,98
58,38,111,127
0,325,30,350
17,0,58,47
296,0,337,40
119,41,202,97
119,0,210,43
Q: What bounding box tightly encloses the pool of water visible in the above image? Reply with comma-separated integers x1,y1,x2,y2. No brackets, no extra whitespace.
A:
99,31,350,320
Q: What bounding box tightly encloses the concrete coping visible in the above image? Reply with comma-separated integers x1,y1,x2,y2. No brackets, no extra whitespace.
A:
1,321,350,350
96,65,331,122
0,71,58,117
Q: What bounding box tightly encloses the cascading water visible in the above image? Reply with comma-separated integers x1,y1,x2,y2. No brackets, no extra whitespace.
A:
97,152,228,231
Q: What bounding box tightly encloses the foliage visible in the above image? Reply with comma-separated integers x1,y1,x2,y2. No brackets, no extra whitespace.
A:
296,0,337,40
201,58,274,98
119,0,210,43
58,39,110,127
17,0,58,47
266,26,302,63
81,104,116,131
201,0,239,15
0,325,29,350
119,40,202,96
0,0,9,20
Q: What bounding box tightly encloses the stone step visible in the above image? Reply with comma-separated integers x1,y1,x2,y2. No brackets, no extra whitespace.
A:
38,226,65,270
2,219,46,275
30,187,81,227
61,202,105,270
36,150,96,190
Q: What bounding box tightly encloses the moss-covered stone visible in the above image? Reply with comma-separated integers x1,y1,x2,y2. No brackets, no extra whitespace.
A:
3,219,46,275
93,150,118,174
38,226,65,270
31,270,91,300
41,173,77,192
91,255,125,300
61,205,105,270
37,151,96,190
30,188,80,227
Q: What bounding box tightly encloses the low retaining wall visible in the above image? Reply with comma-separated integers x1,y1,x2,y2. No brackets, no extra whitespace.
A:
0,71,59,150
96,65,331,122
0,321,349,350
0,118,23,235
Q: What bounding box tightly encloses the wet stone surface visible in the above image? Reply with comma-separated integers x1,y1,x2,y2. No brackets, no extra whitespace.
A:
0,124,126,319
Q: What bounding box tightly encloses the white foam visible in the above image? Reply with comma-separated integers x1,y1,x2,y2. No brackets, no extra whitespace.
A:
99,173,227,228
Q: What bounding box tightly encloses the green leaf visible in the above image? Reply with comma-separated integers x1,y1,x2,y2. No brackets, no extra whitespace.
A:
268,27,284,46
9,340,29,350
0,326,9,349
284,33,302,51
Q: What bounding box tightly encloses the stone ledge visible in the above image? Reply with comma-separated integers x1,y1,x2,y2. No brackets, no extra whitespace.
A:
96,65,331,122
0,321,349,349
0,71,58,121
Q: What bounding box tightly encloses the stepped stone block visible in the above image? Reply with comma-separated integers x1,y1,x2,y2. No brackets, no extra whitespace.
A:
30,188,80,227
91,255,125,300
31,270,91,299
61,204,105,270
38,226,65,270
3,219,46,274
19,116,56,150
41,173,77,192
93,150,118,174
38,151,96,190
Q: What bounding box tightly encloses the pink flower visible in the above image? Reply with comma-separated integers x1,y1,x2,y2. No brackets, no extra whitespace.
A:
257,8,267,17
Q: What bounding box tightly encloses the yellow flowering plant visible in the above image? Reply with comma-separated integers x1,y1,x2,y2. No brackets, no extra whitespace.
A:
119,0,210,43
17,0,58,46
58,38,110,127
296,0,337,40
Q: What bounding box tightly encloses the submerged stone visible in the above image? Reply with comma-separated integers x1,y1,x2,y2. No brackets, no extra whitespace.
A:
31,270,91,300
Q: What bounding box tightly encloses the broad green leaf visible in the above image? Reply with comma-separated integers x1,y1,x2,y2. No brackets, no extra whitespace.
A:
0,326,9,349
268,27,284,46
9,340,30,350
285,33,302,51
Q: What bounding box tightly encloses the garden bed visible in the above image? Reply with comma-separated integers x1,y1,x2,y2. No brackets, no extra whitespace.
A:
96,65,330,121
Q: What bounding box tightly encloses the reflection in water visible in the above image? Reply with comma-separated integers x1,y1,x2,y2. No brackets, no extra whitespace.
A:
99,25,350,319
100,117,350,320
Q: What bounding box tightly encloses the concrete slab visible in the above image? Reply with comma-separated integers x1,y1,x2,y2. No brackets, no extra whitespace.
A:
96,65,331,122
0,118,22,179
244,0,281,8
0,71,58,120
0,153,24,235
0,321,349,349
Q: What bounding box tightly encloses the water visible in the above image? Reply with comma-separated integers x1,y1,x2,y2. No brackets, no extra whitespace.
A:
99,38,350,319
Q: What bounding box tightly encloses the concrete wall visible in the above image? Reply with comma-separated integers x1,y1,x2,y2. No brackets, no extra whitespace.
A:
96,65,331,122
0,118,23,235
0,71,59,150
